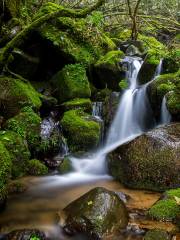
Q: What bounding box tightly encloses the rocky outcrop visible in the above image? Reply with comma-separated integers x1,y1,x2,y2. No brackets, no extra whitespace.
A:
63,187,128,239
108,123,180,191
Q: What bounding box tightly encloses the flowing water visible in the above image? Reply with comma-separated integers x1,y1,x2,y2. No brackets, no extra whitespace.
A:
0,56,167,239
160,96,171,125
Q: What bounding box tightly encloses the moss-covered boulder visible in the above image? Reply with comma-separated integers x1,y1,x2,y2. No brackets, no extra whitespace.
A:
93,50,125,90
137,54,160,85
27,159,48,176
63,187,128,239
0,142,12,210
5,107,41,153
108,123,180,191
58,157,73,174
149,188,180,222
6,229,47,240
0,77,41,118
0,131,30,178
144,230,171,240
148,71,180,120
61,98,92,113
51,64,91,103
61,109,100,152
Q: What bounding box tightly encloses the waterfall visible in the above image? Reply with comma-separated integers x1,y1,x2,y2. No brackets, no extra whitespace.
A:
160,96,171,124
92,102,104,144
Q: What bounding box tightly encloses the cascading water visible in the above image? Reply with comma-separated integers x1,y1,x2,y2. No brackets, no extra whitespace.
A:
92,101,104,144
160,96,171,124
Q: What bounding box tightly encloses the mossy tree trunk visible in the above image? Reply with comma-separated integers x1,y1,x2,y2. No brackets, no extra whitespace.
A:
0,0,105,73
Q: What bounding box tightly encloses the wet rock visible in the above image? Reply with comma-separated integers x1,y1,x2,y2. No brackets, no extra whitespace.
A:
6,229,47,240
144,229,171,240
58,157,73,174
108,123,180,191
103,91,120,130
63,187,128,239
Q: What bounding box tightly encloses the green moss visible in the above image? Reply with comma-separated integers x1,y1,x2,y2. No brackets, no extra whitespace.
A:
0,141,12,200
96,50,124,66
61,110,100,152
144,230,170,240
118,30,132,41
163,49,180,74
0,77,41,118
51,64,91,103
5,107,41,151
27,159,48,176
58,157,73,174
166,188,180,199
119,79,128,90
62,98,92,112
0,131,30,178
149,199,180,221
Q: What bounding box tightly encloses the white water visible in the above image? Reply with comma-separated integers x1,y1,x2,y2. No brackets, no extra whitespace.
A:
33,56,163,188
160,96,171,124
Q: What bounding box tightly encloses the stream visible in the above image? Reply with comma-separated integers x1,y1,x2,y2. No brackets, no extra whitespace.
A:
0,56,173,239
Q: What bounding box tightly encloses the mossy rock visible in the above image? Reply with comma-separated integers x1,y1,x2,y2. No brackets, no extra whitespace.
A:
27,159,48,176
7,181,27,194
58,157,73,174
5,107,41,153
61,98,92,113
144,230,171,240
61,109,100,152
149,187,180,222
148,71,180,120
0,131,30,178
93,50,125,90
0,77,41,118
63,187,128,239
51,64,91,103
108,123,180,191
149,199,180,222
0,141,12,209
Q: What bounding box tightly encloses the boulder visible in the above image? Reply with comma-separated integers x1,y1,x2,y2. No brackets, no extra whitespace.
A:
108,123,180,191
51,64,91,103
61,98,92,113
0,77,41,118
148,72,180,120
61,109,100,152
27,159,48,176
63,187,128,239
92,50,125,90
149,188,180,222
0,131,30,178
6,229,46,240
